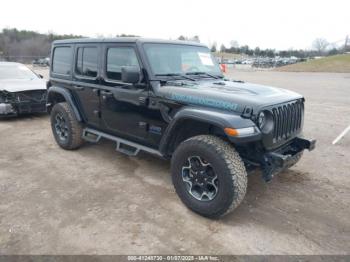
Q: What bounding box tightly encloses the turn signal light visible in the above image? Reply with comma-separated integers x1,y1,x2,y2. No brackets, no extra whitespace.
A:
224,128,239,136
224,127,256,137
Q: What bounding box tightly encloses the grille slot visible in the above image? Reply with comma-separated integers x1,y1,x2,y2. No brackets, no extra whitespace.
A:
271,100,303,143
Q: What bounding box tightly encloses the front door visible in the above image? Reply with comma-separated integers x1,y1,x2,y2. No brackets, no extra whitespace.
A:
99,44,151,145
71,44,100,127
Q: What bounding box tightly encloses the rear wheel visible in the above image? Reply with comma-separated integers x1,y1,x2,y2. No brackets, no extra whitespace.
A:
171,135,247,218
50,102,84,150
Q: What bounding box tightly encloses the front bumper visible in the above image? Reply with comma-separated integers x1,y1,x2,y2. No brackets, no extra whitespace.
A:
0,103,17,117
0,102,47,117
261,137,316,181
16,101,47,114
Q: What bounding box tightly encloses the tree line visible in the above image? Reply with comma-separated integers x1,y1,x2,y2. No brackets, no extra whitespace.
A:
0,28,346,63
178,36,345,58
211,39,343,58
0,29,141,62
0,28,84,62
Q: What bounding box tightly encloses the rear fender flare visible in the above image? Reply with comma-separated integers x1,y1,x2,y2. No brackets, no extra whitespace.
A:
47,86,82,122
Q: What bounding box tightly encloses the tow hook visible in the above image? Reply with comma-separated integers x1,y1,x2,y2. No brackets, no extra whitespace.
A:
261,137,316,182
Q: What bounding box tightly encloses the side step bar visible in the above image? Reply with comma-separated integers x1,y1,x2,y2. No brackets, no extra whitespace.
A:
82,128,162,157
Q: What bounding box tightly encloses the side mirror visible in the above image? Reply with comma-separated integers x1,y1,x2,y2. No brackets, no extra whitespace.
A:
121,66,140,84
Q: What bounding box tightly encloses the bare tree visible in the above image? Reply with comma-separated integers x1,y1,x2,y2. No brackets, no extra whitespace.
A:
178,35,200,42
220,44,226,52
312,38,329,55
344,35,349,52
230,40,239,48
190,35,200,43
210,42,217,52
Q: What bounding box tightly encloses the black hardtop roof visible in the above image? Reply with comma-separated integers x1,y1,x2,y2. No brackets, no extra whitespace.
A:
53,37,207,47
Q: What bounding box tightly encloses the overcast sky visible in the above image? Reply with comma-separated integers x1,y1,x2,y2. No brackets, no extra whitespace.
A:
1,0,349,50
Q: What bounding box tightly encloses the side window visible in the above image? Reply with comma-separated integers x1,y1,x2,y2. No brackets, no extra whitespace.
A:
75,47,98,78
52,46,71,75
106,47,140,81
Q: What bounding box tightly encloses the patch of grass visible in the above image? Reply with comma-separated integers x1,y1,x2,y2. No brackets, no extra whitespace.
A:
276,54,350,73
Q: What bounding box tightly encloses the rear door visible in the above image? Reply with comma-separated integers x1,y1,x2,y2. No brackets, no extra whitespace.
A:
71,44,101,127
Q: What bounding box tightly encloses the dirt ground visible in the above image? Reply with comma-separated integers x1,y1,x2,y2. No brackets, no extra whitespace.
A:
0,68,349,255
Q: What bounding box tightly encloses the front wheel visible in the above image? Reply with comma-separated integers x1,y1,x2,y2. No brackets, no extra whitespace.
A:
50,102,84,150
171,135,247,218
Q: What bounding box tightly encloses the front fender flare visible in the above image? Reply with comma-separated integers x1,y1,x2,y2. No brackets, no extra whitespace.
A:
159,107,261,155
47,86,82,122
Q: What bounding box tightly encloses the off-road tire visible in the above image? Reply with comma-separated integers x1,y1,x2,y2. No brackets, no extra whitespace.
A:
171,135,248,218
50,102,84,150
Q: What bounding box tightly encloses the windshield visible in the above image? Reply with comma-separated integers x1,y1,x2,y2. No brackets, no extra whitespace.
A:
0,64,38,80
143,43,222,77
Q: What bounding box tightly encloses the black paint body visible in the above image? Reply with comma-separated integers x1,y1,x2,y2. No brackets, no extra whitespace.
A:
47,38,315,179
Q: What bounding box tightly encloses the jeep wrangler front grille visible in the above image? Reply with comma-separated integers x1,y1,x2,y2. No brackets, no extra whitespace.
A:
271,100,304,143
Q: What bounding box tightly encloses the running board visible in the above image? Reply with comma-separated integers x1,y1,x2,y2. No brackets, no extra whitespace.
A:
82,128,162,157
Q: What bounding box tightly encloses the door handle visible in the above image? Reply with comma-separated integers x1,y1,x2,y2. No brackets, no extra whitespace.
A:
73,85,84,90
101,90,114,100
101,90,113,96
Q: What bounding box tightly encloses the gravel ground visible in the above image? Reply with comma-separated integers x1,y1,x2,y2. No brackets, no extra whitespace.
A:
0,68,349,255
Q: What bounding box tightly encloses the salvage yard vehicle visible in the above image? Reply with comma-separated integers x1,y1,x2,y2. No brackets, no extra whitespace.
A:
0,62,47,117
32,57,50,67
47,38,316,218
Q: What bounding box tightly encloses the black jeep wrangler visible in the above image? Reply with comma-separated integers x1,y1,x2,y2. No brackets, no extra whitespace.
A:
47,38,315,218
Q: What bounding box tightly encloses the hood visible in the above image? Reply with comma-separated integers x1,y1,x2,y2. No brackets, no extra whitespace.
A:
156,79,303,114
0,78,46,92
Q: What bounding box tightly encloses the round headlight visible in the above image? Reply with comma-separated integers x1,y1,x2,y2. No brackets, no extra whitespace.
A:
257,111,274,133
258,112,266,129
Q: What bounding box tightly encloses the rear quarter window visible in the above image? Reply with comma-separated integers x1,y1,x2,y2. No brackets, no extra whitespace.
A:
75,47,98,78
52,46,72,75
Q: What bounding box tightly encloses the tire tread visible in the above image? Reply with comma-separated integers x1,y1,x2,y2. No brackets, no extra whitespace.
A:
51,102,84,150
172,135,247,218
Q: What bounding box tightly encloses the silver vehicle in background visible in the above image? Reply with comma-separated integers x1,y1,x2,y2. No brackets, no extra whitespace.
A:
0,62,47,117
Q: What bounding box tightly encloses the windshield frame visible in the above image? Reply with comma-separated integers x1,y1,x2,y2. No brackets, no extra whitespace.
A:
141,42,223,81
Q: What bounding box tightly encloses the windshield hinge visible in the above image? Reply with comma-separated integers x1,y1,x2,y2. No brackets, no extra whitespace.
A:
242,106,253,118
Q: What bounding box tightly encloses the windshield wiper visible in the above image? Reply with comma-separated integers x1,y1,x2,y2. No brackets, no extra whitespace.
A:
185,72,223,79
155,73,195,81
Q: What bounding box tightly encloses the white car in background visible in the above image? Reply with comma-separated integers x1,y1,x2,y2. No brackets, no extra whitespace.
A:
0,62,47,117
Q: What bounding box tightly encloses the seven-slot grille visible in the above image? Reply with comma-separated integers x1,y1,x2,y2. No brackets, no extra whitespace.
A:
271,100,304,143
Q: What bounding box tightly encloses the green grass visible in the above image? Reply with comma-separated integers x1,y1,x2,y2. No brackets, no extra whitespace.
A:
276,54,350,73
